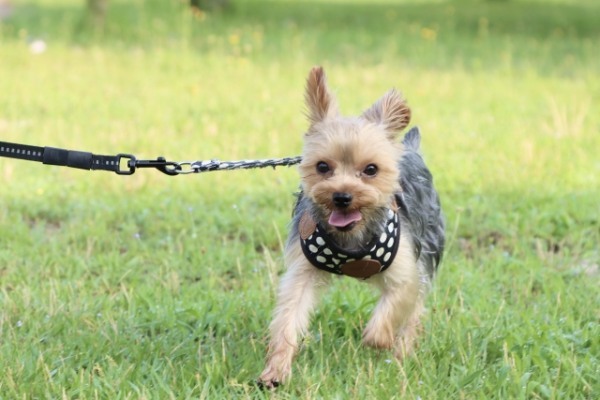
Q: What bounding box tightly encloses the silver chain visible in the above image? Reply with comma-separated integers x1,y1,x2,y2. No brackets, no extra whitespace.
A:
171,156,303,174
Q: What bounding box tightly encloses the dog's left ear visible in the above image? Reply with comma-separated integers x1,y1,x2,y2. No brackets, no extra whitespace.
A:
361,89,411,138
305,66,339,127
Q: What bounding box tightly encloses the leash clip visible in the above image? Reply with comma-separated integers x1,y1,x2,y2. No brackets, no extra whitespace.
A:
131,157,181,176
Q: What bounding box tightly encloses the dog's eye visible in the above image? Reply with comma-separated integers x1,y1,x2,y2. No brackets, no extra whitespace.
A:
316,161,330,174
363,164,378,177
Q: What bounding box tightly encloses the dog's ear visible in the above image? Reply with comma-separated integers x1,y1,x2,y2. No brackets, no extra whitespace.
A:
305,66,339,126
361,89,411,138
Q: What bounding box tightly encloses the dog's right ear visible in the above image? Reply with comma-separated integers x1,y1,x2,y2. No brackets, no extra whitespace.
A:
361,89,411,138
305,66,339,126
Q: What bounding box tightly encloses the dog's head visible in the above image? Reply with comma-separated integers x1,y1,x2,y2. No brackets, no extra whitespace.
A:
299,67,411,244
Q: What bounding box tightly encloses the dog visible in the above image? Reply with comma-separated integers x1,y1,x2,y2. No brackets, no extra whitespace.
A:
258,67,445,388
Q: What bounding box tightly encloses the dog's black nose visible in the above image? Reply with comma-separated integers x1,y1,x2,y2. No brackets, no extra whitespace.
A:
332,192,353,208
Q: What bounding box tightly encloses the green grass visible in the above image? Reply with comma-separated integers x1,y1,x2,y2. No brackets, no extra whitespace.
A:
1,0,599,398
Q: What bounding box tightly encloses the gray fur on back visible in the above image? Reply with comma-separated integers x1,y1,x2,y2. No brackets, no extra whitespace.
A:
397,127,445,277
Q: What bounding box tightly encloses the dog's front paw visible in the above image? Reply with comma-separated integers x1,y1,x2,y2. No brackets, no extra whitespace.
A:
256,376,280,390
362,321,394,350
258,362,290,389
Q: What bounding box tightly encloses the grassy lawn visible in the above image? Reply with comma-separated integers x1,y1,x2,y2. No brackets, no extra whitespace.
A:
1,0,598,398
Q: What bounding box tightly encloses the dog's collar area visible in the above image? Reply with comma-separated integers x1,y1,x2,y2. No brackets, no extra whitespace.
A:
299,208,400,279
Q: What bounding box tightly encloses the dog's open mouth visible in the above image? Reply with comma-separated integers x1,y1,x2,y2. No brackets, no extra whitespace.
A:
328,210,362,231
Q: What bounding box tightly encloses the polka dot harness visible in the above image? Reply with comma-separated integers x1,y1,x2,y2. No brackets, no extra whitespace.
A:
299,208,400,279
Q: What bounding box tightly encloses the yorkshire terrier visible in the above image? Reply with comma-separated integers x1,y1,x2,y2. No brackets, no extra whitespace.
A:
258,67,445,388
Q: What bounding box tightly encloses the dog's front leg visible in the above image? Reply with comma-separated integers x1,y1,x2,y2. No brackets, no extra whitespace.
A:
362,247,421,353
259,245,329,388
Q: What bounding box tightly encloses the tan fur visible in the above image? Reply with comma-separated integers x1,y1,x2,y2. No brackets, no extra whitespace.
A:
301,122,402,208
259,241,331,385
362,233,421,350
361,89,411,138
259,67,426,388
305,66,339,126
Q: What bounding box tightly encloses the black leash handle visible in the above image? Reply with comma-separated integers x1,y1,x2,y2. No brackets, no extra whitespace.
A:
0,140,301,176
0,140,136,174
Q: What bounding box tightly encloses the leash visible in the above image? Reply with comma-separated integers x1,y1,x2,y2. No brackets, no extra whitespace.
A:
0,140,302,176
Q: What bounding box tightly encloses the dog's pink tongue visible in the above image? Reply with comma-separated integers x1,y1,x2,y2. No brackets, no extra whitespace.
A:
329,210,362,228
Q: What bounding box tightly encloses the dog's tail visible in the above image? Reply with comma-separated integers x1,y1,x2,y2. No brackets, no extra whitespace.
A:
402,126,421,151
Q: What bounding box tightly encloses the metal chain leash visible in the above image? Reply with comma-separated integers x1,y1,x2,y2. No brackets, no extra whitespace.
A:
0,140,302,176
173,156,302,175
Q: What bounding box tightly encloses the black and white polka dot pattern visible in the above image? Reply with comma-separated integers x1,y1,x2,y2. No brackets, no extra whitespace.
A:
300,209,400,276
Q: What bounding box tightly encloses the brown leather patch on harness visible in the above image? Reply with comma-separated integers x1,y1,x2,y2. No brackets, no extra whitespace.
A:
340,259,382,279
299,212,317,240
